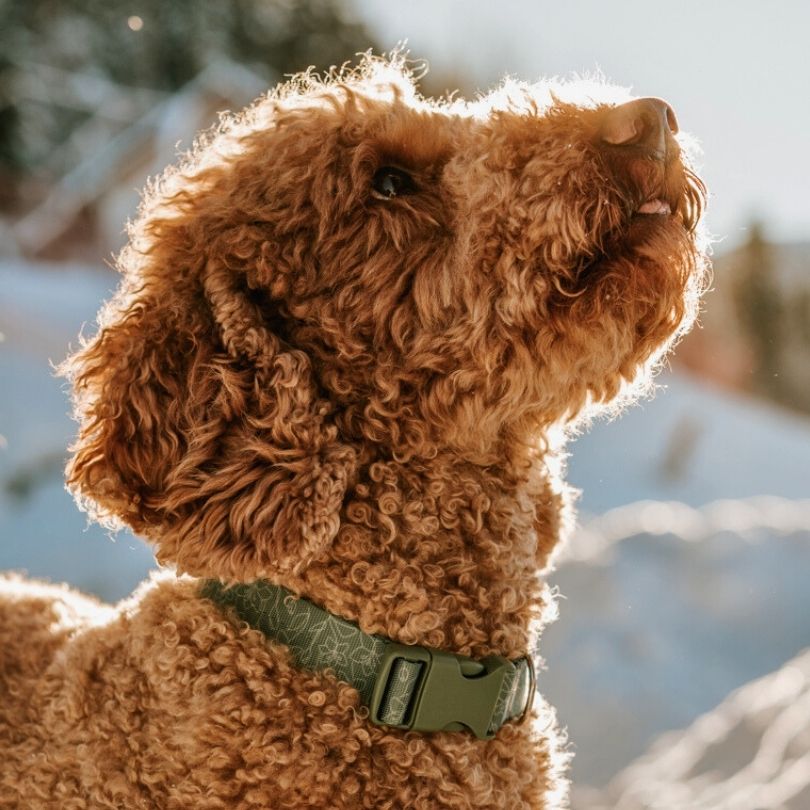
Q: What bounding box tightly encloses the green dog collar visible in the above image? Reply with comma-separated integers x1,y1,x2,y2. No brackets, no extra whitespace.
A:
202,579,536,740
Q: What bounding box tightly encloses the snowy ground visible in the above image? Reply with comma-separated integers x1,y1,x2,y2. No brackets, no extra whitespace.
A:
2,260,809,804
577,647,810,810
553,351,810,794
566,371,810,513
0,260,155,602
542,499,810,792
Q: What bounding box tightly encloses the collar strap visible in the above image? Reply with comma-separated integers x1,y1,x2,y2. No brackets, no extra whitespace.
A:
202,579,536,740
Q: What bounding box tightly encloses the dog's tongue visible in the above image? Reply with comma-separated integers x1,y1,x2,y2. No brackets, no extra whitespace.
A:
638,198,671,215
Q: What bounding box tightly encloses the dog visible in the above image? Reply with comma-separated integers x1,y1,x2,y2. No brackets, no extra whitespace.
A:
0,56,707,808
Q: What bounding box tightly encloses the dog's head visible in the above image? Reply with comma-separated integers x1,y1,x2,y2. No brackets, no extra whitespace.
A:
64,57,707,579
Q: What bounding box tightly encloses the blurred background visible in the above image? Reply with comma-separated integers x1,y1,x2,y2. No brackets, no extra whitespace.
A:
1,1,808,807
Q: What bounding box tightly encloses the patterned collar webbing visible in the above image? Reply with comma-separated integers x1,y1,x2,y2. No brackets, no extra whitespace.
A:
201,579,535,738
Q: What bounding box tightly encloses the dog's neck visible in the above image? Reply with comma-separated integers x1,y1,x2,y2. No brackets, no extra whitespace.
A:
285,437,567,661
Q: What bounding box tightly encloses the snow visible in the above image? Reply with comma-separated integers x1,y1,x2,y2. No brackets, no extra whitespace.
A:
549,349,810,792
541,500,810,789
0,260,156,602
577,648,810,809
567,373,810,514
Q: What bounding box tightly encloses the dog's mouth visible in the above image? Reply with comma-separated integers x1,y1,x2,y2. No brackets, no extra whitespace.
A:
628,177,680,221
621,178,699,233
634,197,671,216
546,157,706,299
623,162,705,232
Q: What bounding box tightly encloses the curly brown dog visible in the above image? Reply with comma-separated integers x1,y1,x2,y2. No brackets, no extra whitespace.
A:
0,57,707,808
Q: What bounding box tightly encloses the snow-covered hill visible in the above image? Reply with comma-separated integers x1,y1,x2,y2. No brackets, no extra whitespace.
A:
542,499,810,789
576,648,810,810
567,373,810,514
550,346,810,793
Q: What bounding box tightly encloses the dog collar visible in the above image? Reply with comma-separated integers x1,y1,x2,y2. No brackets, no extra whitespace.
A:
202,579,536,740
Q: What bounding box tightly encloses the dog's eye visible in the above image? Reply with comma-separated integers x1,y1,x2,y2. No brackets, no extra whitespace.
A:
371,167,417,200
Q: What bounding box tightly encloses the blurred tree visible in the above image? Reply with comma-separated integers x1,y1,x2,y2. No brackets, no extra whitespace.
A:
731,221,785,399
797,290,810,345
0,0,376,194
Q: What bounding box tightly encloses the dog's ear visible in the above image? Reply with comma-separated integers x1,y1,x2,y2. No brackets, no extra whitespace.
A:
63,191,357,581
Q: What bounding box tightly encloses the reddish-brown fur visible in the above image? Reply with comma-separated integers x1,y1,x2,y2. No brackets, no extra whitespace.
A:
0,56,707,808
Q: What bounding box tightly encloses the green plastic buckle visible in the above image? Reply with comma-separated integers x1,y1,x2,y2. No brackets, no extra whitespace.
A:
369,642,512,740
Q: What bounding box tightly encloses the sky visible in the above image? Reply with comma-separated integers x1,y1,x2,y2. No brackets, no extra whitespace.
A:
351,0,810,250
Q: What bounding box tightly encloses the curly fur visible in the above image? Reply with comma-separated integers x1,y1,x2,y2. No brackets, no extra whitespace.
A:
0,55,708,808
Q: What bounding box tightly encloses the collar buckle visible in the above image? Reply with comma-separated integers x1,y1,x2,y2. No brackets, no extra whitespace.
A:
369,642,513,740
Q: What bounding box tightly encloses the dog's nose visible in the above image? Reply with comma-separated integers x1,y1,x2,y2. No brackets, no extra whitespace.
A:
599,98,679,158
